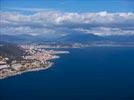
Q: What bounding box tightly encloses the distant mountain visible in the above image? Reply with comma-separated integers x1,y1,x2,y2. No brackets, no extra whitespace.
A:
0,34,32,43
0,33,134,44
105,35,134,42
0,34,50,44
58,32,107,43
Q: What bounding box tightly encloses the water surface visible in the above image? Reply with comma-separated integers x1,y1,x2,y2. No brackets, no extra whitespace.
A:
0,47,134,100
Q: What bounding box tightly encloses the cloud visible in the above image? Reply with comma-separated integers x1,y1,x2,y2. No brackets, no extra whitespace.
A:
74,27,134,36
0,11,134,37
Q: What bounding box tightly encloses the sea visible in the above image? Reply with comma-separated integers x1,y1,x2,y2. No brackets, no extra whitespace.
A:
0,47,134,100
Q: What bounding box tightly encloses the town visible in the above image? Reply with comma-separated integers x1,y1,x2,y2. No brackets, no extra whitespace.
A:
0,44,69,79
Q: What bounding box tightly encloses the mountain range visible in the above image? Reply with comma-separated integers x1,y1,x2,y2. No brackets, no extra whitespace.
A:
0,33,134,44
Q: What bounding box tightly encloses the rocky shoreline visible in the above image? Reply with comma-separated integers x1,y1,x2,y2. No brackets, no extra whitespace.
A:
0,62,53,80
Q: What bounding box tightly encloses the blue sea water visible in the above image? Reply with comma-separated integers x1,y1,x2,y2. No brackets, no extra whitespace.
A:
0,47,134,100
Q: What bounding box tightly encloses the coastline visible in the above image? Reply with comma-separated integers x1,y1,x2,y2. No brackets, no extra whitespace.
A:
0,45,69,80
0,62,53,80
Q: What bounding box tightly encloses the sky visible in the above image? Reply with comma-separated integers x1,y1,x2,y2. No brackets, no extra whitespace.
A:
0,0,134,37
1,0,134,12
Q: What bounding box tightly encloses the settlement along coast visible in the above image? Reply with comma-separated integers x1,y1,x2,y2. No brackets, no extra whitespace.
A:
0,44,69,79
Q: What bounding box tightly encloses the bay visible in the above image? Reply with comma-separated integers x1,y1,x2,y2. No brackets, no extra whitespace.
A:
0,47,134,100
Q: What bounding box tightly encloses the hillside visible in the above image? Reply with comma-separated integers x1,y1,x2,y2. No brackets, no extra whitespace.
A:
0,41,25,60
